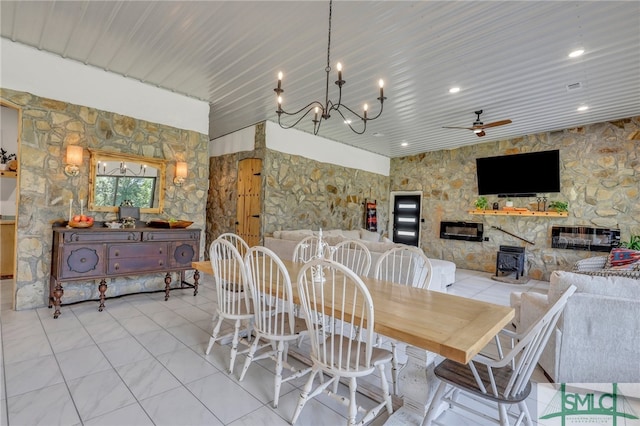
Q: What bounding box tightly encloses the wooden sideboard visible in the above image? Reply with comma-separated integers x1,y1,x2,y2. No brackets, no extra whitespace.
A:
50,224,200,318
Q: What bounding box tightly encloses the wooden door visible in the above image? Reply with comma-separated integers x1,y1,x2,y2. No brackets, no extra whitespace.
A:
236,158,262,247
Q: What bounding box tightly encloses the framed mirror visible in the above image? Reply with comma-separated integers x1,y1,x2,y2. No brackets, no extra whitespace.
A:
88,149,166,214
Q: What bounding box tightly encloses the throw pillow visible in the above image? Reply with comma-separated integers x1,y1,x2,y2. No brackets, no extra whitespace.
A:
606,248,640,268
359,228,381,242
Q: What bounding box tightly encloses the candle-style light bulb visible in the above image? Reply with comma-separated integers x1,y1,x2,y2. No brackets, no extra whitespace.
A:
277,71,283,90
363,103,368,120
379,79,384,99
336,62,343,81
277,96,283,110
314,106,319,121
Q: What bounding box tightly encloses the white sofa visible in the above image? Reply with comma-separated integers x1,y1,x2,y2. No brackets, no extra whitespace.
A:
263,228,456,292
510,270,640,383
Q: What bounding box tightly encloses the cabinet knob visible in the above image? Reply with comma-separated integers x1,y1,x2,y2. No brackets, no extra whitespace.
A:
158,260,164,266
114,250,119,257
114,263,120,271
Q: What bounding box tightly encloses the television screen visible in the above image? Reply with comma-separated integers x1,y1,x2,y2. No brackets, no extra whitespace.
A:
476,150,560,196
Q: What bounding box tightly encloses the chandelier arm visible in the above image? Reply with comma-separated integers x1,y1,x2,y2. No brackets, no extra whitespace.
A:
332,108,367,135
277,103,324,130
278,101,325,118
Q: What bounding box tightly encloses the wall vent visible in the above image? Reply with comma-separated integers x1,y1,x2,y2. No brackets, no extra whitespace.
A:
566,82,583,92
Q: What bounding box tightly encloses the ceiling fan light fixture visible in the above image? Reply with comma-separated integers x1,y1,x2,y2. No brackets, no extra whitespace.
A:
473,128,483,134
449,87,460,94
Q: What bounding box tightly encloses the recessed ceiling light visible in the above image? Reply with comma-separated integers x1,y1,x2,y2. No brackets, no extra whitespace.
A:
577,105,589,112
449,87,460,94
401,141,408,147
569,49,584,58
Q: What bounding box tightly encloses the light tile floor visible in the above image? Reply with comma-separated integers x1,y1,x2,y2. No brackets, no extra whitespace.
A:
0,269,550,425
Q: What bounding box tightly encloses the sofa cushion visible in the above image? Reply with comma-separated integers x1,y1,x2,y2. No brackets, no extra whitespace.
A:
548,271,640,305
275,229,313,241
606,248,640,268
359,228,381,242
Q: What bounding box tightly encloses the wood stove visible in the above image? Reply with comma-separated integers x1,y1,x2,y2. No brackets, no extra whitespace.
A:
496,245,525,279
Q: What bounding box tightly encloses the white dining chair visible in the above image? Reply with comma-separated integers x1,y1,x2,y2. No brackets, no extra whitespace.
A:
423,285,577,426
239,246,312,408
292,235,323,263
373,245,434,395
293,259,394,425
205,238,254,374
330,239,372,276
217,232,250,257
374,245,433,289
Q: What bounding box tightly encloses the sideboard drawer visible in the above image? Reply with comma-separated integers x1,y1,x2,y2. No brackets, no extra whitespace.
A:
59,244,106,279
64,231,141,243
143,230,199,242
108,242,167,259
107,256,168,274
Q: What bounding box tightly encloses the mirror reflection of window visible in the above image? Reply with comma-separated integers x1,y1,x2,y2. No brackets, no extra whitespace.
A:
94,160,158,208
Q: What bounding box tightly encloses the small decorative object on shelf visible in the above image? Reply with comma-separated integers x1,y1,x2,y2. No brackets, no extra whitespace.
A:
548,201,568,212
0,148,17,170
474,196,488,210
505,198,514,208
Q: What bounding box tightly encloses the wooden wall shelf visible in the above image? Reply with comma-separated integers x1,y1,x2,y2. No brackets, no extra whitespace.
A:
468,209,568,217
0,170,17,178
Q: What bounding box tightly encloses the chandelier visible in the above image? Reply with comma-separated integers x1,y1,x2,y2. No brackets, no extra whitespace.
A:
273,0,386,135
97,160,147,176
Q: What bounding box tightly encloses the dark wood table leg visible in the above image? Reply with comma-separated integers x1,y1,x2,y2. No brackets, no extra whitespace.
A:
98,279,107,311
164,272,172,301
48,277,55,309
193,269,199,296
52,282,64,319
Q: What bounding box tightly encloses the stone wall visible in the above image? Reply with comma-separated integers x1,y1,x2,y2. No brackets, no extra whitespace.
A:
1,88,209,310
262,150,390,236
391,117,640,280
206,123,266,251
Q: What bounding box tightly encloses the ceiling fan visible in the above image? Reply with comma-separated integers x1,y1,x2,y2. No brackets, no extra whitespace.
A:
443,110,512,137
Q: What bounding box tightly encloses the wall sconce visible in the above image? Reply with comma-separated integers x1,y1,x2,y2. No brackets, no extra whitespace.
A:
64,145,83,177
174,161,187,186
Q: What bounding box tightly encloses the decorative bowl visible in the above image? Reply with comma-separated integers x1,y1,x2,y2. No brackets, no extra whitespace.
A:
147,220,193,229
104,221,123,229
68,221,93,228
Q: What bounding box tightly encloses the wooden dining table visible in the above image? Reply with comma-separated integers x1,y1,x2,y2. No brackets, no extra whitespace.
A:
192,259,513,364
191,259,514,424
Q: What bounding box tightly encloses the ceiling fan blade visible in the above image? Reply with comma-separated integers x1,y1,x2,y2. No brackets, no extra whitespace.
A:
481,119,512,129
475,130,486,137
442,126,474,130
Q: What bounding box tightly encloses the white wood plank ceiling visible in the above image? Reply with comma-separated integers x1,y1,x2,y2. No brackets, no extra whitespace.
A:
2,1,639,158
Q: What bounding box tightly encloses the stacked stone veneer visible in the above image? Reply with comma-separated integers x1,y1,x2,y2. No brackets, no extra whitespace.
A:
262,150,390,235
391,117,640,280
1,88,208,310
207,122,390,252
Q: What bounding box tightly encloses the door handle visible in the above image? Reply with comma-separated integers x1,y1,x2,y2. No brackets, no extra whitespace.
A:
251,215,260,218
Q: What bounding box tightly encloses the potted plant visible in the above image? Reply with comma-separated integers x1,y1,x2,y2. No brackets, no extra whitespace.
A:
548,200,568,212
0,148,16,170
621,235,640,250
474,196,488,210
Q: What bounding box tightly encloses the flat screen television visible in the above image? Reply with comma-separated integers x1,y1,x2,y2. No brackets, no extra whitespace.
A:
476,150,560,197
